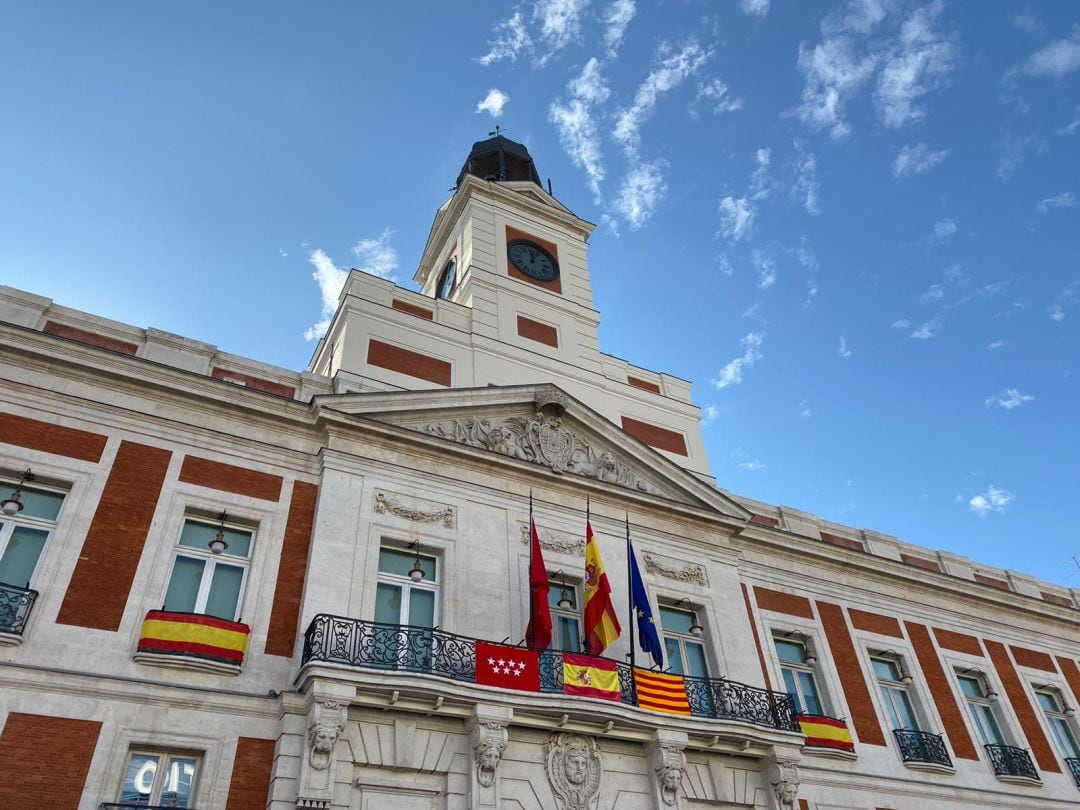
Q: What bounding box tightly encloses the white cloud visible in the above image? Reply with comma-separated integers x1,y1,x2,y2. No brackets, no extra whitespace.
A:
987,339,1006,350
550,103,604,199
477,11,531,65
753,250,777,289
718,196,756,241
713,331,765,389
742,302,762,318
985,388,1034,410
874,1,955,129
996,131,1045,180
700,404,719,427
732,449,767,471
739,0,770,17
716,253,734,276
568,57,610,104
968,485,1014,516
794,34,878,139
1036,192,1076,213
933,217,957,243
791,143,821,214
694,78,743,115
799,399,813,419
476,88,509,117
909,319,941,339
1023,31,1080,77
614,40,709,154
304,249,348,341
535,0,591,52
893,142,949,177
1060,107,1080,135
920,283,944,305
613,161,667,229
838,334,852,358
602,0,636,52
890,318,910,329
1049,281,1079,321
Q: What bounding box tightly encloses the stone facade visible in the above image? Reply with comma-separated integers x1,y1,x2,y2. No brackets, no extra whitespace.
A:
0,138,1079,809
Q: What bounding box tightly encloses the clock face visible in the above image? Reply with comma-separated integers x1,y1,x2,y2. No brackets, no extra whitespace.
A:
507,239,559,283
435,258,456,300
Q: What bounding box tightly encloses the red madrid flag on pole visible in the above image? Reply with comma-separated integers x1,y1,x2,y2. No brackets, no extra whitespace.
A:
525,511,552,650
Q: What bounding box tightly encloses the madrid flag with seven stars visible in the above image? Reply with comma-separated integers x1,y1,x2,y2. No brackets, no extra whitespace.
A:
475,641,540,692
583,520,621,655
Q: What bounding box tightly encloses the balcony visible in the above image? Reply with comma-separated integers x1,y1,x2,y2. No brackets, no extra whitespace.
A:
100,805,200,809
1066,757,1080,788
893,728,953,769
133,610,250,675
0,581,38,642
301,615,799,732
796,714,855,753
985,743,1039,781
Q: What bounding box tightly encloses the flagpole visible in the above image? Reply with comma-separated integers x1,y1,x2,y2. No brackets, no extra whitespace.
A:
585,494,590,654
527,489,534,649
626,513,637,673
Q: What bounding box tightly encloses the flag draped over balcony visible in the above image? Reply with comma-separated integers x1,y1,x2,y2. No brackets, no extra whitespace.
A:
796,715,855,751
475,641,541,692
634,668,691,715
525,515,552,650
563,652,620,701
628,539,663,669
583,519,621,655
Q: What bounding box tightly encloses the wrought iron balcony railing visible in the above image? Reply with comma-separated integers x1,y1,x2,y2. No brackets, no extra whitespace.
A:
100,804,200,809
985,743,1039,780
893,728,953,768
302,615,799,732
1065,757,1080,788
0,580,38,636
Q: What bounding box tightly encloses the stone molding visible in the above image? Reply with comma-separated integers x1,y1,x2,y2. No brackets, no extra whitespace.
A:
374,489,456,528
520,522,586,556
643,552,708,587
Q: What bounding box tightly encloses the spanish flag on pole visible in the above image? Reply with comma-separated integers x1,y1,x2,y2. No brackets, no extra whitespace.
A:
583,519,621,655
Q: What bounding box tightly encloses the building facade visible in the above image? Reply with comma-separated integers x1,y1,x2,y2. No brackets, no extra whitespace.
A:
1,136,1079,810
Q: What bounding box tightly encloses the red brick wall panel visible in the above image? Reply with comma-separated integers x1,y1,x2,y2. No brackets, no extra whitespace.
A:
505,226,563,294
0,411,108,462
43,320,139,355
391,299,435,320
620,416,688,456
211,367,296,398
749,514,780,528
516,314,559,347
974,573,1010,591
906,621,979,760
742,583,772,690
754,587,814,619
0,713,102,807
1042,592,1073,608
1056,657,1080,708
367,339,452,387
817,600,886,746
264,481,318,657
933,627,983,656
985,639,1060,772
225,737,276,810
900,553,941,572
57,441,172,630
627,376,662,394
819,531,864,552
179,455,283,502
1010,646,1057,672
849,608,903,638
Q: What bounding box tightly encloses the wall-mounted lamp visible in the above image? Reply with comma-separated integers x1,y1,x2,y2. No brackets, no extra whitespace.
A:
409,539,427,582
1,468,33,516
804,646,818,667
552,570,573,610
900,668,914,685
676,598,704,637
986,689,1000,703
208,511,229,554
1065,705,1077,718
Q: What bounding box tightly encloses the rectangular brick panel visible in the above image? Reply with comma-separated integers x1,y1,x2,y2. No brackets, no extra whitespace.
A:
849,608,903,638
985,639,1059,772
0,713,102,807
1056,657,1080,708
627,376,662,394
367,339,451,387
974,573,1010,591
741,583,772,690
798,801,810,810
905,621,979,760
900,553,941,572
225,737,276,810
620,416,688,456
817,600,886,746
505,225,562,294
819,531,864,552
211,367,296,398
391,299,435,320
44,320,139,355
754,586,814,619
179,455,283,502
749,514,780,528
0,411,108,462
933,627,983,656
57,441,172,630
1042,592,1073,608
516,314,559,347
1010,646,1057,672
264,481,318,657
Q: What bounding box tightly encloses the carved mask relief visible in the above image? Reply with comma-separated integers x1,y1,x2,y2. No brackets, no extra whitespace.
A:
545,732,602,810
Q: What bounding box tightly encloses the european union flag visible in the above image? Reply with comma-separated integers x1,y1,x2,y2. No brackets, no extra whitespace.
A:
629,540,664,669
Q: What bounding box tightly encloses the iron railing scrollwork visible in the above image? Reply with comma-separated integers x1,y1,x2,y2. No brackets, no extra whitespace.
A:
100,804,201,809
1065,757,1080,788
893,728,952,767
0,581,37,636
985,743,1039,780
302,615,797,732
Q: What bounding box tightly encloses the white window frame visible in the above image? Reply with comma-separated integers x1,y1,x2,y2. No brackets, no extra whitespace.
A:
0,476,67,589
954,669,1009,747
549,574,582,653
375,543,440,628
117,747,202,807
772,632,826,716
659,602,708,678
162,515,254,622
870,652,923,731
1033,685,1080,761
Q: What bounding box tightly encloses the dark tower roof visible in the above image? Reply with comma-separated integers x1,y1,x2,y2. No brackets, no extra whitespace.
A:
457,135,542,188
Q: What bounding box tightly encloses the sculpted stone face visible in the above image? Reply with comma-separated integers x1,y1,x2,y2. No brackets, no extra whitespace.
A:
565,749,589,785
661,767,682,792
312,725,337,754
478,742,501,770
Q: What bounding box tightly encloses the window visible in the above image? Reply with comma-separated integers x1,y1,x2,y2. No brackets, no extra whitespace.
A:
118,749,199,808
374,546,439,628
957,673,1005,746
1036,689,1080,760
0,479,65,589
660,605,707,678
162,518,252,622
774,636,823,715
548,577,582,653
872,656,919,730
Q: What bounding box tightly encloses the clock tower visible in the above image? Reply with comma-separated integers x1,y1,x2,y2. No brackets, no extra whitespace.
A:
309,135,714,481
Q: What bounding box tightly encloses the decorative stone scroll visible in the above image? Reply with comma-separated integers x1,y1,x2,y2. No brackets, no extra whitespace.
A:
374,490,456,528
766,761,800,810
519,523,586,556
643,552,708,587
545,732,602,810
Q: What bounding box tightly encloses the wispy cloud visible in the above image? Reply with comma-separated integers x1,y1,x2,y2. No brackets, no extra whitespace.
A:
1049,281,1080,321
1021,30,1080,77
700,404,719,427
476,88,509,117
968,485,1014,516
602,0,636,53
477,11,531,65
613,161,667,229
985,388,1034,410
693,78,743,116
719,196,755,241
932,217,957,243
753,250,777,289
893,142,949,177
799,399,813,419
987,339,1007,350
732,449,767,471
791,141,821,214
535,0,591,54
873,1,956,129
838,333,852,358
303,228,398,341
996,131,1045,180
550,59,609,200
1036,192,1076,213
920,283,944,305
739,0,770,18
713,331,765,389
909,319,941,340
891,318,911,329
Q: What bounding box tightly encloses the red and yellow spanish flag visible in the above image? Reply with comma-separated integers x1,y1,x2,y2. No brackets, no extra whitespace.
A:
796,715,855,751
563,653,621,701
137,610,250,666
583,520,621,655
634,668,691,716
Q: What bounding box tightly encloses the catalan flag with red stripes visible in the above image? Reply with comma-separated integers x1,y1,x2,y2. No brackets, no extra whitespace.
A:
634,668,691,716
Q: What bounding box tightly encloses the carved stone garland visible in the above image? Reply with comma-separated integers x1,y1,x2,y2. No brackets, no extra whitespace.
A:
374,490,456,528
519,523,586,556
643,552,708,587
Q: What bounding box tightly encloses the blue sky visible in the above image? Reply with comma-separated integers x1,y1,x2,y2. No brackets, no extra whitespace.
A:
2,1,1079,585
